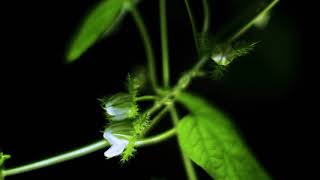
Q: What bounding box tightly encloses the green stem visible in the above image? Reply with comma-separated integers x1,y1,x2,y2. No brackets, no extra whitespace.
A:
201,0,210,33
146,56,208,117
136,95,157,102
138,56,209,133
228,0,279,42
3,129,176,177
160,0,170,88
190,56,209,75
183,0,199,56
143,106,171,136
129,1,158,91
170,106,198,180
4,141,108,177
136,128,176,147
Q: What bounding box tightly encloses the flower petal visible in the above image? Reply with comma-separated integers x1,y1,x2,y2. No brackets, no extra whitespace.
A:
104,142,128,158
103,131,118,144
106,106,123,116
103,130,129,158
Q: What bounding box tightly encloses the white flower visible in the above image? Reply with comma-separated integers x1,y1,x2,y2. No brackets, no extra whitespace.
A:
103,130,129,158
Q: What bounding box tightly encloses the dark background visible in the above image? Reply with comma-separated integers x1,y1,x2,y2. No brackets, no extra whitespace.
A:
0,0,314,179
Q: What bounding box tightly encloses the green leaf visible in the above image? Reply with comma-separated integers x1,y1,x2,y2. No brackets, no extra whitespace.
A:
177,93,271,180
66,0,127,62
217,0,279,42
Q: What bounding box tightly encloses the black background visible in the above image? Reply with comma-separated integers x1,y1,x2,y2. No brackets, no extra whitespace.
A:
0,0,315,179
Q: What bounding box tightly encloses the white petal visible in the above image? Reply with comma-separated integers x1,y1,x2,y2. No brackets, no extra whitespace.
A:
103,131,118,145
106,106,118,116
104,142,128,158
106,106,129,116
103,130,129,158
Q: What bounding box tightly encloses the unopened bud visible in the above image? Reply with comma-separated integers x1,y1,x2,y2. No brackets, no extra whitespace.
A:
102,93,138,121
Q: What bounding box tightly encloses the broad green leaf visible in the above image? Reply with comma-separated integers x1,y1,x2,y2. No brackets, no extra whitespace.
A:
217,0,279,42
66,0,127,62
177,93,271,180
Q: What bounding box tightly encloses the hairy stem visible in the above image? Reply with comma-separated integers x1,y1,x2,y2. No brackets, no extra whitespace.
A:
160,0,170,88
170,106,198,180
129,2,158,91
3,128,176,177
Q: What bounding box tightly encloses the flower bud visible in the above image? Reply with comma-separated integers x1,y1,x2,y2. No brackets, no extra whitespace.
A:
211,53,230,66
102,93,138,121
211,42,256,66
211,45,233,66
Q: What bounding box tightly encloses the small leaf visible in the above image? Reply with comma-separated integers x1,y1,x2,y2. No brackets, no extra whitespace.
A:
217,0,279,42
66,0,127,62
177,93,271,180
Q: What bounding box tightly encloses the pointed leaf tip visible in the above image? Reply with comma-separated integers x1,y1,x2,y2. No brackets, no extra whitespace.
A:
66,0,127,63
